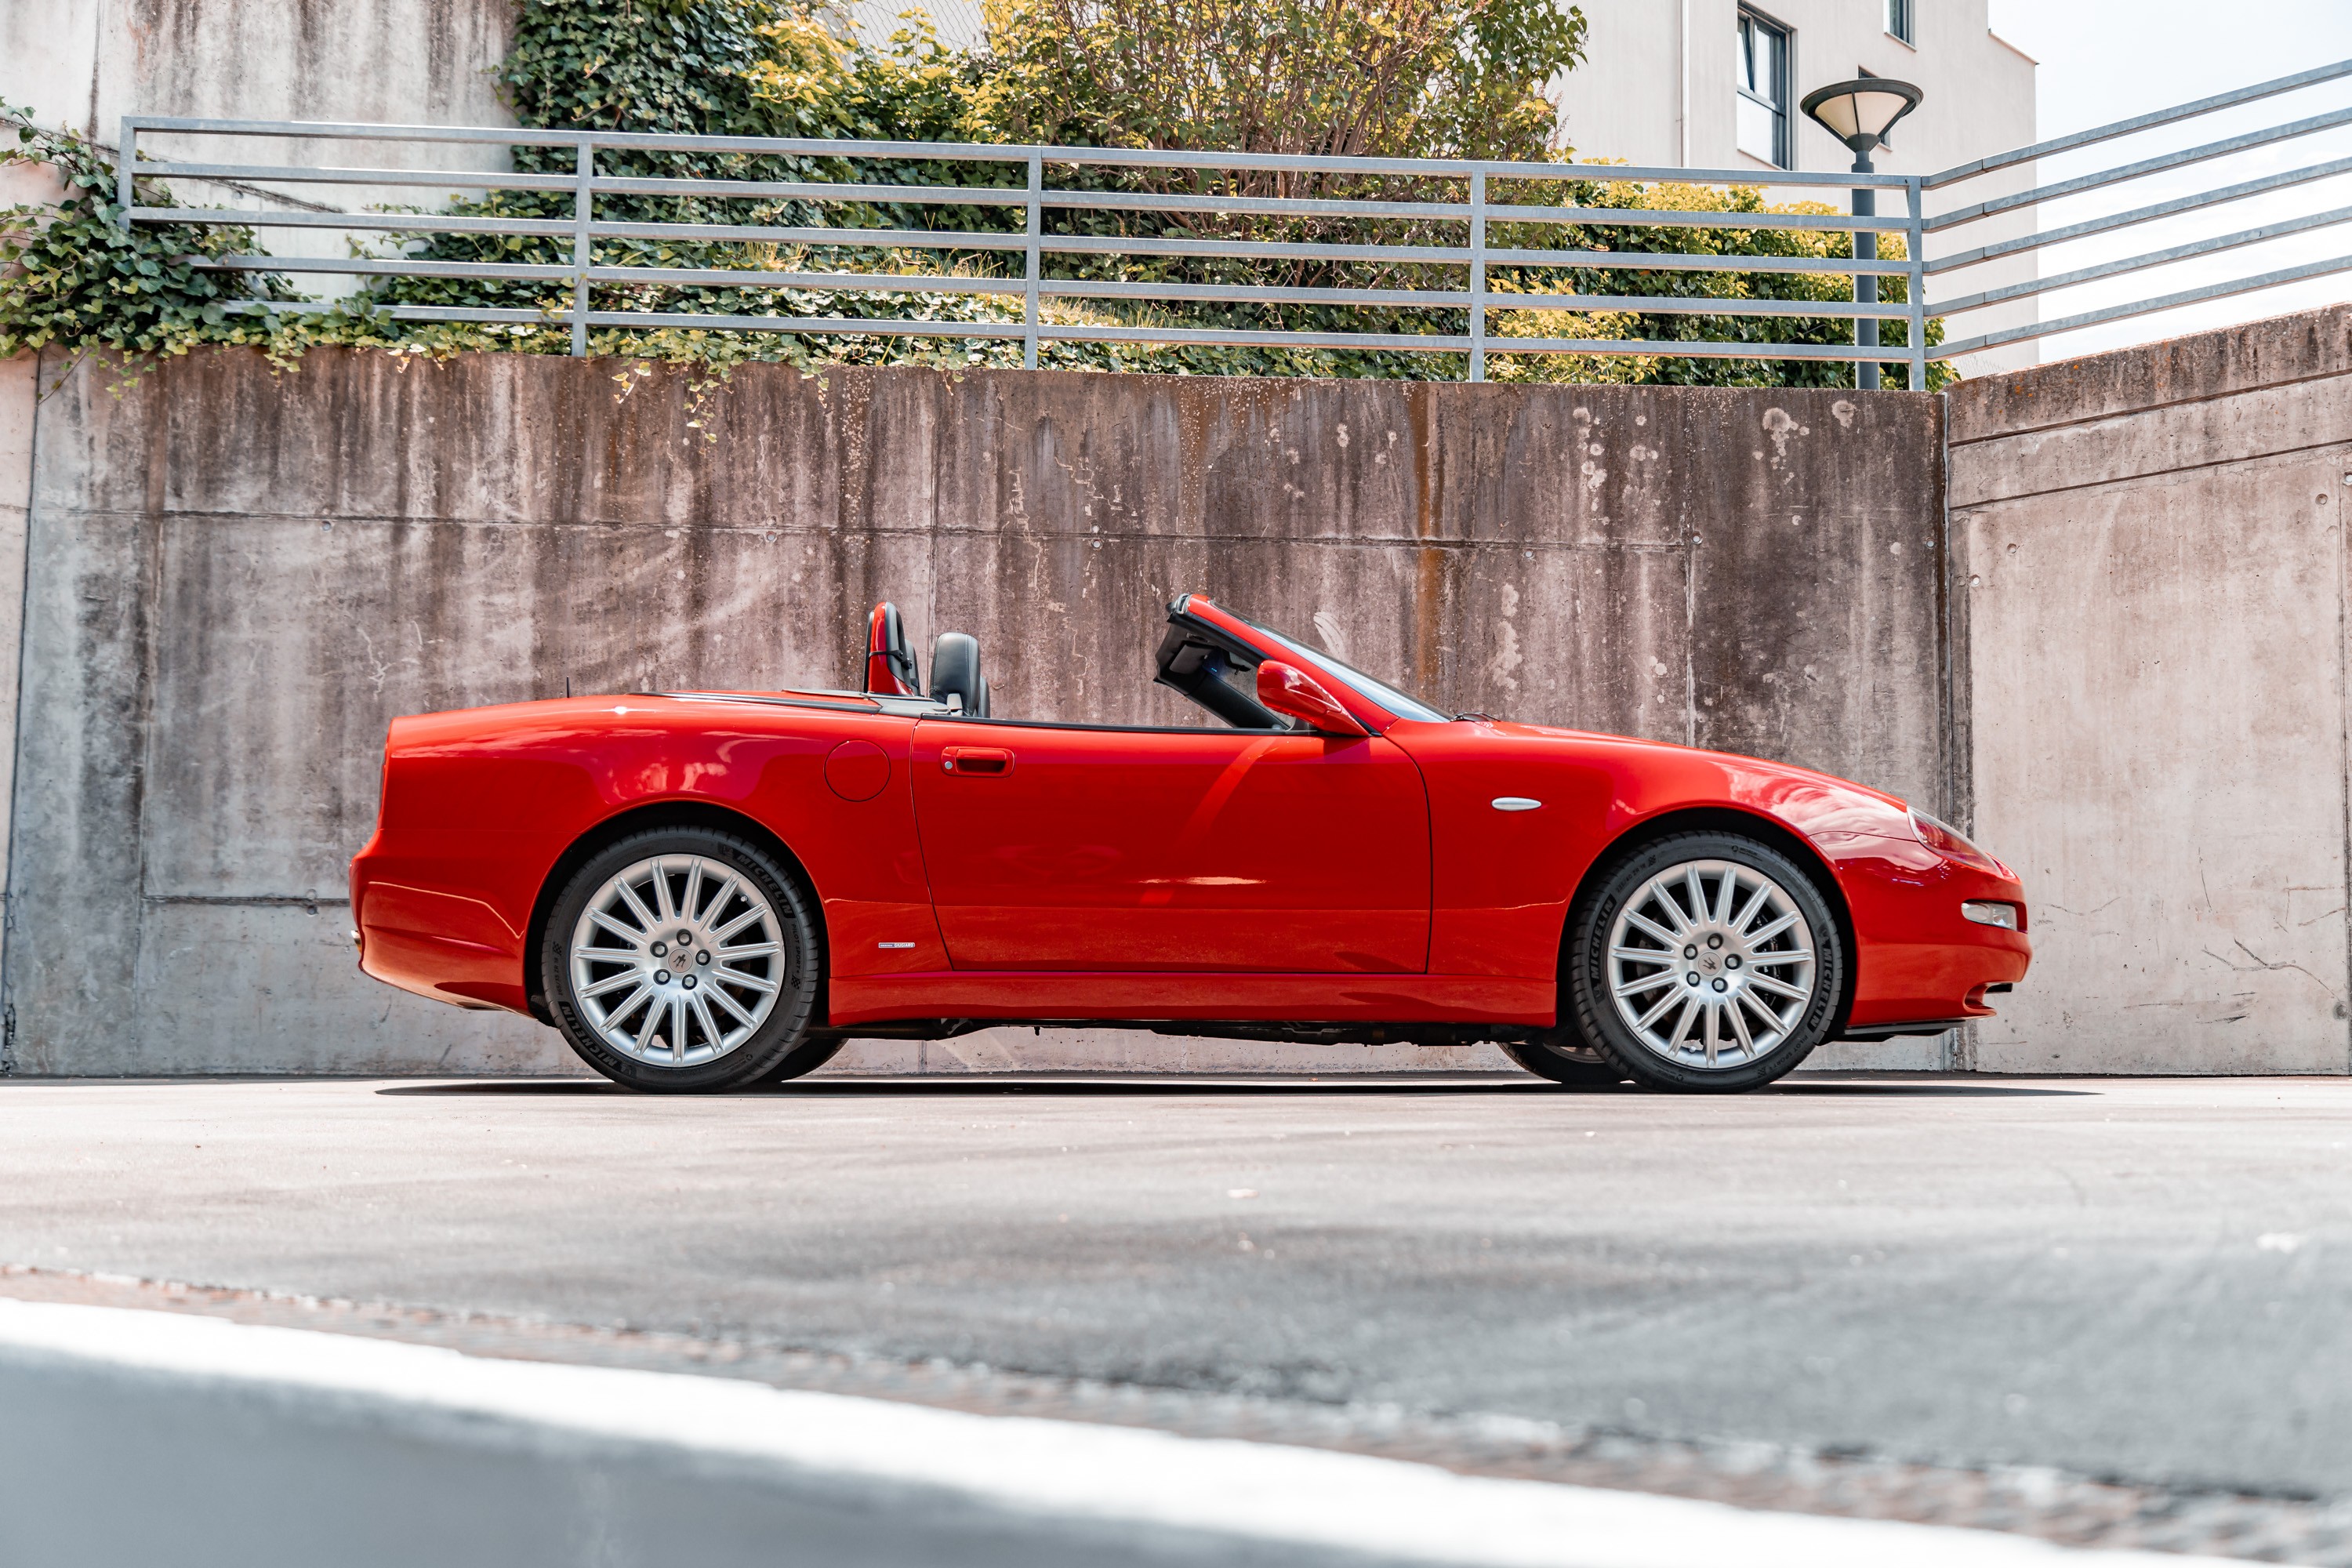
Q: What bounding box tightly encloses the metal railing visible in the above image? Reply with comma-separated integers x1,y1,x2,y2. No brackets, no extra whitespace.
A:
113,56,2352,380
115,119,1935,383
1922,56,2352,360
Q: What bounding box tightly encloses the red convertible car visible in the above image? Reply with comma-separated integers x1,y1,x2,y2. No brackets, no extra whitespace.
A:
350,595,2029,1093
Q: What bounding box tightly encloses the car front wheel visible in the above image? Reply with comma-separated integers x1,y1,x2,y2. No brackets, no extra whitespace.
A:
1499,1031,1627,1088
1566,832,1844,1093
543,827,826,1093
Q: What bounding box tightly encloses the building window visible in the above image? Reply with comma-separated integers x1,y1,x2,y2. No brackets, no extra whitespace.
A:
1886,0,1915,45
1736,9,1792,168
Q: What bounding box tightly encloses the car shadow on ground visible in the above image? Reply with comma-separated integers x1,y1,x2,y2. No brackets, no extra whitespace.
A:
375,1076,2093,1099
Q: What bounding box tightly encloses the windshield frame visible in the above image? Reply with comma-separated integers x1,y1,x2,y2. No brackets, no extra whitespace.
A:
1229,612,1453,724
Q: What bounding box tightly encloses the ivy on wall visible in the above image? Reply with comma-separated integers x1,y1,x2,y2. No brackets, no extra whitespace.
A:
0,105,290,363
0,1,1947,388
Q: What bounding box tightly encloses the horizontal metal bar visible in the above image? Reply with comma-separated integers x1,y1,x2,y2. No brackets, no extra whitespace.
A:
1036,323,1472,350
1029,151,1904,187
596,174,1024,205
1498,292,1902,321
1041,232,1461,264
140,161,577,193
131,205,577,238
227,301,561,324
591,268,1472,308
128,116,591,147
1926,102,2352,232
1496,204,1900,233
191,255,575,281
587,220,1030,250
1041,188,1465,220
590,223,1469,264
1925,151,2352,274
586,311,1029,338
178,253,1906,321
1484,338,1907,362
586,266,1026,295
128,201,1923,283
1929,200,2352,316
132,168,1917,236
1933,251,2352,358
122,118,1915,185
139,198,1912,263
1486,246,1914,276
1475,162,1912,190
1040,278,1465,308
1926,56,2352,189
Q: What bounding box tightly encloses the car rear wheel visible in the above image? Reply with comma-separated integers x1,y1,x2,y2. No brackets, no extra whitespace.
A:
543,828,825,1093
1567,832,1843,1093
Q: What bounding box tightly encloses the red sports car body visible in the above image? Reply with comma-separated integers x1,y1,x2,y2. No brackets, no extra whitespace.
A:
350,596,2029,1091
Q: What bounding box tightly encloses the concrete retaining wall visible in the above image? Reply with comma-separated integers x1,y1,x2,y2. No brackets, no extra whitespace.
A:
1,347,1950,1076
1950,303,2352,1075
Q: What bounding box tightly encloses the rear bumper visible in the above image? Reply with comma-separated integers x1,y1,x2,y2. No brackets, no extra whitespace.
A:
350,835,536,1015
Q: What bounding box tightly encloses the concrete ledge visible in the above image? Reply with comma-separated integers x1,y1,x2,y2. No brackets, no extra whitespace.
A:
1946,303,2352,448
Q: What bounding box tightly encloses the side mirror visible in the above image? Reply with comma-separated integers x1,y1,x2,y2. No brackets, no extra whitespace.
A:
1255,661,1370,736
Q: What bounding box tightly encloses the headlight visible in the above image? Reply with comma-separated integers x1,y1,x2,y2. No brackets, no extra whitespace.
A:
1910,808,1998,870
1962,900,2020,930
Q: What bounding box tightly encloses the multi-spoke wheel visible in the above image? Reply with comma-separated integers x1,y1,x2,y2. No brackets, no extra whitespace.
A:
1568,833,1844,1092
542,828,831,1092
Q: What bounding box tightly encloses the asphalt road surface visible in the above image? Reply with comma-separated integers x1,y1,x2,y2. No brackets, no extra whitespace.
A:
1,1073,2347,1559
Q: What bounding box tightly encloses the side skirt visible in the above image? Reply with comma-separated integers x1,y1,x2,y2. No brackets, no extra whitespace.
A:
826,973,1555,1029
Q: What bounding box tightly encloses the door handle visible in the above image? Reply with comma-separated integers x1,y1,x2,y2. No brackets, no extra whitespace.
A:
942,746,1015,776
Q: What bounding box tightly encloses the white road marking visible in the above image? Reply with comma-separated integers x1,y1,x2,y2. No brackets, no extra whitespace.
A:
0,1299,2230,1568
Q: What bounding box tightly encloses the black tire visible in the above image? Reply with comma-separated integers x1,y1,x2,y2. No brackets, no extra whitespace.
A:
759,1032,848,1085
1499,1031,1628,1088
542,827,824,1093
1567,831,1844,1094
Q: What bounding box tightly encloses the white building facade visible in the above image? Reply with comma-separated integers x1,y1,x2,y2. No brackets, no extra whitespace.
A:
1554,0,2034,178
1552,0,2042,372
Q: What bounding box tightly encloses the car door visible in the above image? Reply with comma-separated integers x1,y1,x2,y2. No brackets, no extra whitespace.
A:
910,719,1431,972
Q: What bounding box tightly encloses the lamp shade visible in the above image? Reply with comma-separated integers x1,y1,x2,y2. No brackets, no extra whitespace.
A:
1800,78,1922,151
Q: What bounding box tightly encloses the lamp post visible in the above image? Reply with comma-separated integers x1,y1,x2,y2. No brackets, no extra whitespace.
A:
1800,78,1922,390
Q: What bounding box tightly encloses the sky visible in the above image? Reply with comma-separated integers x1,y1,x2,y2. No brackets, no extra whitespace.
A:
1978,0,2352,358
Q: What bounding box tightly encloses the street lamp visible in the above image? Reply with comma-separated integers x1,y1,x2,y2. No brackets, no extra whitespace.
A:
1801,78,1922,390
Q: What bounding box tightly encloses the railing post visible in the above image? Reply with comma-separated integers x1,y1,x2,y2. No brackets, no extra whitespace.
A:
1468,169,1488,383
570,136,593,358
1906,176,1929,390
116,118,136,225
1023,149,1043,371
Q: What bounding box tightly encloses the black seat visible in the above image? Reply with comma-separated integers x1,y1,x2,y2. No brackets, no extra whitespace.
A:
929,632,989,717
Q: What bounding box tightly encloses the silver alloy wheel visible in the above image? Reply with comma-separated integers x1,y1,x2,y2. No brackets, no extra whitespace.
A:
566,854,787,1068
1605,858,1817,1071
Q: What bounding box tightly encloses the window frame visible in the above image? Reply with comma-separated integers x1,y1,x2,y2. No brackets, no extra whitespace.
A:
1886,0,1916,47
1735,6,1795,170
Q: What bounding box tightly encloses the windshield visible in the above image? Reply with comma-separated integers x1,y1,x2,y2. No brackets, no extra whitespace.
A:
1235,614,1452,724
